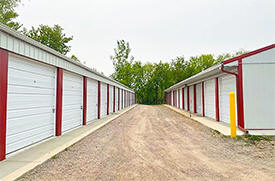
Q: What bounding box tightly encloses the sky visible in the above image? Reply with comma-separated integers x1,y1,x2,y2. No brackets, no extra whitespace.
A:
15,0,275,76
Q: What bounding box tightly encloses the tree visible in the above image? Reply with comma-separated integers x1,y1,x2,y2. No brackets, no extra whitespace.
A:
23,24,73,55
0,0,22,30
110,40,247,105
110,40,135,87
71,54,80,62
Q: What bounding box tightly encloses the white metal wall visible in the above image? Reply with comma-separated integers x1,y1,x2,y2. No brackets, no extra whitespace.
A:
100,83,107,117
120,90,123,110
196,83,202,115
87,78,98,122
218,75,236,124
204,79,216,120
116,88,119,111
109,85,114,113
62,71,83,132
189,86,194,112
242,48,275,129
6,55,56,154
179,88,182,109
184,88,187,110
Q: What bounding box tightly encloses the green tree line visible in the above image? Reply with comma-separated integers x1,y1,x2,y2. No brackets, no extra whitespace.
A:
111,40,246,105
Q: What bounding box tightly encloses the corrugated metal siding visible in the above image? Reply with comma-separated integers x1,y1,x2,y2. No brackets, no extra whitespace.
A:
243,48,275,129
189,86,194,112
100,83,107,117
219,74,237,124
0,28,133,93
184,88,187,110
196,83,202,115
62,71,83,132
116,87,119,112
205,79,216,120
87,78,98,122
109,85,114,113
6,54,56,154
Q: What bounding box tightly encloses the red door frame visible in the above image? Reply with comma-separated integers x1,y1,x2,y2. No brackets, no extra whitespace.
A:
202,81,205,117
215,78,220,122
113,86,115,112
83,77,87,125
98,81,101,119
107,84,109,115
187,86,190,111
193,84,197,113
56,68,63,136
182,88,184,109
0,49,8,161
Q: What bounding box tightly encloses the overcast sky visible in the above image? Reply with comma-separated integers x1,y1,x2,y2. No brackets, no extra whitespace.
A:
16,0,275,76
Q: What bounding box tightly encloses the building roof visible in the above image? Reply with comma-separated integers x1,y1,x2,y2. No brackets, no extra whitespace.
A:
0,23,134,92
165,44,275,92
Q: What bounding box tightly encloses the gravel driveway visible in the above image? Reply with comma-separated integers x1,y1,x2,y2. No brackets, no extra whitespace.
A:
18,105,275,181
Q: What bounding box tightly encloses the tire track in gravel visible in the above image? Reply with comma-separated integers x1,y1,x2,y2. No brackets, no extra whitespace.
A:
17,105,275,181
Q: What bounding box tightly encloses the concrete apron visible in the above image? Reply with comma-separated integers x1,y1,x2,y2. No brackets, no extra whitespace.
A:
0,104,137,181
164,104,244,136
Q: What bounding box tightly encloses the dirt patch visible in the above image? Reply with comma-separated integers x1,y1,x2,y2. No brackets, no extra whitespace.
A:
17,105,275,181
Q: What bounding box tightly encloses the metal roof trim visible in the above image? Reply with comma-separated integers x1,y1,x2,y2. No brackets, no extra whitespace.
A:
0,23,134,92
165,63,222,92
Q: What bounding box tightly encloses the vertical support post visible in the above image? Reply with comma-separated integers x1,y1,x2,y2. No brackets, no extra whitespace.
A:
107,84,109,115
193,84,197,113
187,86,190,111
238,59,245,129
113,86,116,112
56,68,63,136
118,88,120,111
215,77,220,122
182,88,184,109
229,92,237,138
98,81,101,119
202,81,205,117
0,49,8,161
83,77,87,125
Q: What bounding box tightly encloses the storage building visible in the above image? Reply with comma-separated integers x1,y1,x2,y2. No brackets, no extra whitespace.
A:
0,23,135,161
165,44,275,133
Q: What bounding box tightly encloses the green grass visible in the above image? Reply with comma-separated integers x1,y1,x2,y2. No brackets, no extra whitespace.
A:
212,130,274,144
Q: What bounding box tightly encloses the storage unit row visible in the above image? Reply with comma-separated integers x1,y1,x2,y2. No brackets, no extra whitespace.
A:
0,23,135,161
165,44,275,133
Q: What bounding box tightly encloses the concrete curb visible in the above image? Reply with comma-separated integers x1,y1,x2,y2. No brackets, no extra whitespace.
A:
163,104,244,136
0,104,137,181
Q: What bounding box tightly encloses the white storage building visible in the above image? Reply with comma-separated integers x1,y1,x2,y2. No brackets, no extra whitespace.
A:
165,44,275,133
0,24,135,161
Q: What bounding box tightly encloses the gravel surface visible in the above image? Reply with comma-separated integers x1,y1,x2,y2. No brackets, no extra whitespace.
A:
17,105,275,181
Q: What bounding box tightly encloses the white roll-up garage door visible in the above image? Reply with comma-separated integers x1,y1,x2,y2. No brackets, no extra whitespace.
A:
179,89,182,109
219,75,236,124
100,83,107,117
62,71,83,133
205,79,216,120
116,87,119,112
87,78,98,123
109,85,114,113
189,86,194,112
196,83,202,115
120,90,123,110
6,55,56,154
184,88,187,110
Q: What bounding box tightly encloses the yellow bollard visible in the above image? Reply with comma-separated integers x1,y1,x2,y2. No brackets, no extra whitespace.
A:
229,92,237,138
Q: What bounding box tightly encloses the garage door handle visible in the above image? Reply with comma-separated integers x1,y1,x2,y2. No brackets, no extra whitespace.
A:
81,106,83,109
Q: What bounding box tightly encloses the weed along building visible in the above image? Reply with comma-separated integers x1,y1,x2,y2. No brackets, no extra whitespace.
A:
0,24,136,161
165,44,275,134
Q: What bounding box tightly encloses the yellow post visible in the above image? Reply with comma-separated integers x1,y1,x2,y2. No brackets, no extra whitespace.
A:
229,92,237,138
